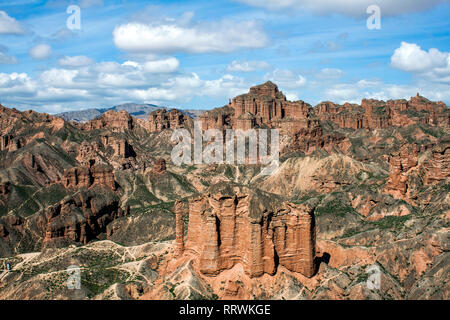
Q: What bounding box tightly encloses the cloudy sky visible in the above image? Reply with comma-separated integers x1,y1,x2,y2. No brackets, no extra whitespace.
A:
0,0,450,113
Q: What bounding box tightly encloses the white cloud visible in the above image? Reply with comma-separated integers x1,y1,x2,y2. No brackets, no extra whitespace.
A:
236,0,450,17
0,72,35,97
316,68,344,80
227,60,270,72
391,42,450,83
264,69,307,88
0,52,18,64
391,42,447,72
285,92,299,101
322,79,450,104
142,57,179,73
0,11,24,34
40,69,79,87
0,57,250,113
58,56,94,67
29,44,52,60
113,16,269,54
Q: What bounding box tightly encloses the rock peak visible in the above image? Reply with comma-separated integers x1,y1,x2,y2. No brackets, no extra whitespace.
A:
249,81,279,97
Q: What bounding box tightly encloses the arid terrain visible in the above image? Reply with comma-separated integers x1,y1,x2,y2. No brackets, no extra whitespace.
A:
0,81,449,300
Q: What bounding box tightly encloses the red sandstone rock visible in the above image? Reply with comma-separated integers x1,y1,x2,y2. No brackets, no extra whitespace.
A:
385,144,419,199
151,158,167,174
173,200,188,256
181,184,316,278
231,81,315,132
37,188,129,246
198,106,234,130
101,135,134,158
287,126,350,155
146,109,191,133
82,110,134,132
422,144,450,185
314,93,449,130
60,164,117,191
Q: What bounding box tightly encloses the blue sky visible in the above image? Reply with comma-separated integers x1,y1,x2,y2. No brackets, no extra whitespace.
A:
0,0,450,113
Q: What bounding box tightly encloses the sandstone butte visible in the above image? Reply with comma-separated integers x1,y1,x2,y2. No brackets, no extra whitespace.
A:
173,184,317,278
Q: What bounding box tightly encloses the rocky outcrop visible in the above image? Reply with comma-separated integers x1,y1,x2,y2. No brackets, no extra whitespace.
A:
384,144,419,200
384,141,449,203
315,94,449,130
22,152,65,186
422,143,450,185
101,135,134,158
198,106,234,130
230,81,316,133
180,184,316,278
173,200,188,256
147,109,192,133
286,126,350,155
37,187,129,246
59,164,117,191
151,158,167,175
82,110,134,132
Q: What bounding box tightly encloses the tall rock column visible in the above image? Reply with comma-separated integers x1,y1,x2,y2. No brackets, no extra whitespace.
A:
173,200,188,256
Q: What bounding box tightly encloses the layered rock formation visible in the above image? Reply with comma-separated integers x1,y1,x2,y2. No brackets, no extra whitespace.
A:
151,158,167,175
146,109,191,133
59,164,117,191
384,141,449,202
314,93,449,130
384,144,419,200
287,126,350,155
197,82,321,137
36,187,129,246
422,143,450,185
198,106,234,130
101,135,134,158
82,110,134,132
178,184,316,278
173,200,188,256
230,81,318,134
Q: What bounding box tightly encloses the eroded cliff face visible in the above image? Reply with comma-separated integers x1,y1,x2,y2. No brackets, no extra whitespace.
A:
57,164,117,191
384,144,420,200
37,187,129,247
314,94,449,130
146,109,192,133
422,144,450,185
0,187,129,252
384,141,450,203
177,184,316,278
81,110,134,132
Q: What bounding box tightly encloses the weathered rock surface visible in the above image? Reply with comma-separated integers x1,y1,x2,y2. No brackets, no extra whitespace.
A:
384,143,419,200
422,143,450,185
180,184,316,278
314,93,449,130
37,187,129,246
82,110,134,132
58,164,117,191
146,109,192,133
151,158,167,175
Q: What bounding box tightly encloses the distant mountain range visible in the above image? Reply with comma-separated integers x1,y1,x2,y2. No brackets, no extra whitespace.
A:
56,103,205,122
